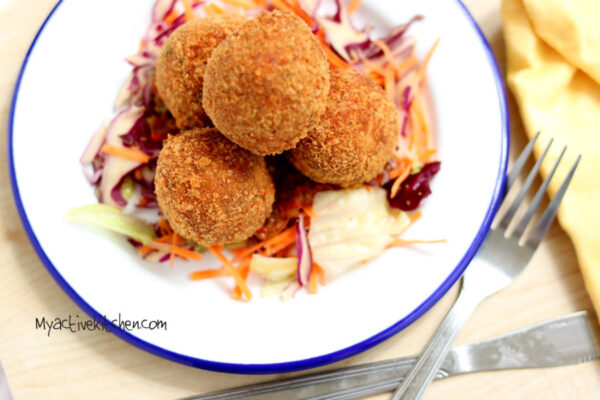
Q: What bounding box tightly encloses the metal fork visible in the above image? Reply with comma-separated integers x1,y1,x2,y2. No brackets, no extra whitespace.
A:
390,133,581,400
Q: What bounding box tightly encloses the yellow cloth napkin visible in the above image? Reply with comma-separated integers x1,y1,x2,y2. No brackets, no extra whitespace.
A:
502,0,600,312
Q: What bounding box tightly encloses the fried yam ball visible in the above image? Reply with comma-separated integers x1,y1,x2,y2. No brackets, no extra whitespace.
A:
155,128,275,246
203,10,330,156
155,15,246,129
287,69,400,188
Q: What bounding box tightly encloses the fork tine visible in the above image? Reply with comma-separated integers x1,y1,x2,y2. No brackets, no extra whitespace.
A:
506,131,541,190
498,138,553,229
512,146,566,238
525,155,581,248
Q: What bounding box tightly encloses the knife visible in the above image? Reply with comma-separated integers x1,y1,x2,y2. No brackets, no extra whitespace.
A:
183,311,599,400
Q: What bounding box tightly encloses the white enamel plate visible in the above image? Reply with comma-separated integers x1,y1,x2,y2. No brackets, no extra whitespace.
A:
9,0,508,372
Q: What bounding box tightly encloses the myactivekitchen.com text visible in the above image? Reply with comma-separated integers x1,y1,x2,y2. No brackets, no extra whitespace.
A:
35,314,167,337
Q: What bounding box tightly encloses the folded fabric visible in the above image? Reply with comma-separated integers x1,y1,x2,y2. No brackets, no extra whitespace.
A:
502,0,600,313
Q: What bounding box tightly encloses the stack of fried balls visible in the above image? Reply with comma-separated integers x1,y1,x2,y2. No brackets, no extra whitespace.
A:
154,10,400,246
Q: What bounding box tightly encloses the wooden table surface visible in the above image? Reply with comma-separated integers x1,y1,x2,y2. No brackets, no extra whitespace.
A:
1,0,599,399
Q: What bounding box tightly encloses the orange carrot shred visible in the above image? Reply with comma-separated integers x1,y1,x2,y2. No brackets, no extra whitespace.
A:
232,225,297,263
271,0,314,26
409,210,422,224
209,246,252,301
313,263,326,286
134,169,143,180
347,0,362,14
384,66,395,102
190,268,227,280
205,3,225,15
390,165,412,198
158,219,172,236
181,0,195,20
374,40,399,72
146,241,203,261
230,265,250,301
101,145,151,163
220,0,256,9
163,9,178,25
302,205,316,218
309,267,318,294
261,234,297,257
169,232,178,268
418,38,440,87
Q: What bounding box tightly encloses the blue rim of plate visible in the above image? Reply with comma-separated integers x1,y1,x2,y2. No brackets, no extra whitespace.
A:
8,0,509,374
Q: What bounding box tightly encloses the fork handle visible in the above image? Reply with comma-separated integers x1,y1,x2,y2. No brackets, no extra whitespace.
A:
390,280,482,400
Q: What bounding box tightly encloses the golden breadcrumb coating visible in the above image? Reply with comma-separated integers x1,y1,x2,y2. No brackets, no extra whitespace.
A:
287,69,399,188
155,15,246,129
202,10,330,155
155,128,275,246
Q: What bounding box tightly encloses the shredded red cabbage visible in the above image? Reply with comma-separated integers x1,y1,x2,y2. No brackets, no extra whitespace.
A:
387,161,441,211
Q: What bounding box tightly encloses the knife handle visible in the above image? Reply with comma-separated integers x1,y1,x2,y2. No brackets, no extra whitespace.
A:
181,356,421,400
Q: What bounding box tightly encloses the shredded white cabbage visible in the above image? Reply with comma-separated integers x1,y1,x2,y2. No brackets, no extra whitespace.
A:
309,187,410,277
65,204,156,245
249,254,297,282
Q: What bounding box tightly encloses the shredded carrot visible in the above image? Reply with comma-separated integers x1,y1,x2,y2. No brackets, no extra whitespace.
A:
146,241,204,261
220,0,257,8
205,3,226,15
163,9,179,25
139,245,153,256
387,238,447,248
134,169,143,180
417,38,439,87
396,56,419,76
388,159,411,180
101,145,151,164
230,265,250,301
231,225,297,263
313,263,326,286
347,0,362,14
209,246,252,301
367,71,385,87
302,205,316,219
158,219,173,236
374,40,399,73
169,232,178,268
308,267,318,294
261,233,297,257
275,243,296,258
384,66,396,102
414,97,432,155
271,0,314,26
181,0,196,20
253,0,268,6
190,267,227,280
420,148,437,162
389,164,412,198
409,210,422,224
408,107,423,157
138,40,147,54
138,198,150,207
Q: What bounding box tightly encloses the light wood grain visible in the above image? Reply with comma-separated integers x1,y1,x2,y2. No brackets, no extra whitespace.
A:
0,0,599,399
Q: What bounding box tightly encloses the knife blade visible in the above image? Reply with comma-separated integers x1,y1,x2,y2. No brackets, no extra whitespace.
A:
184,311,599,400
